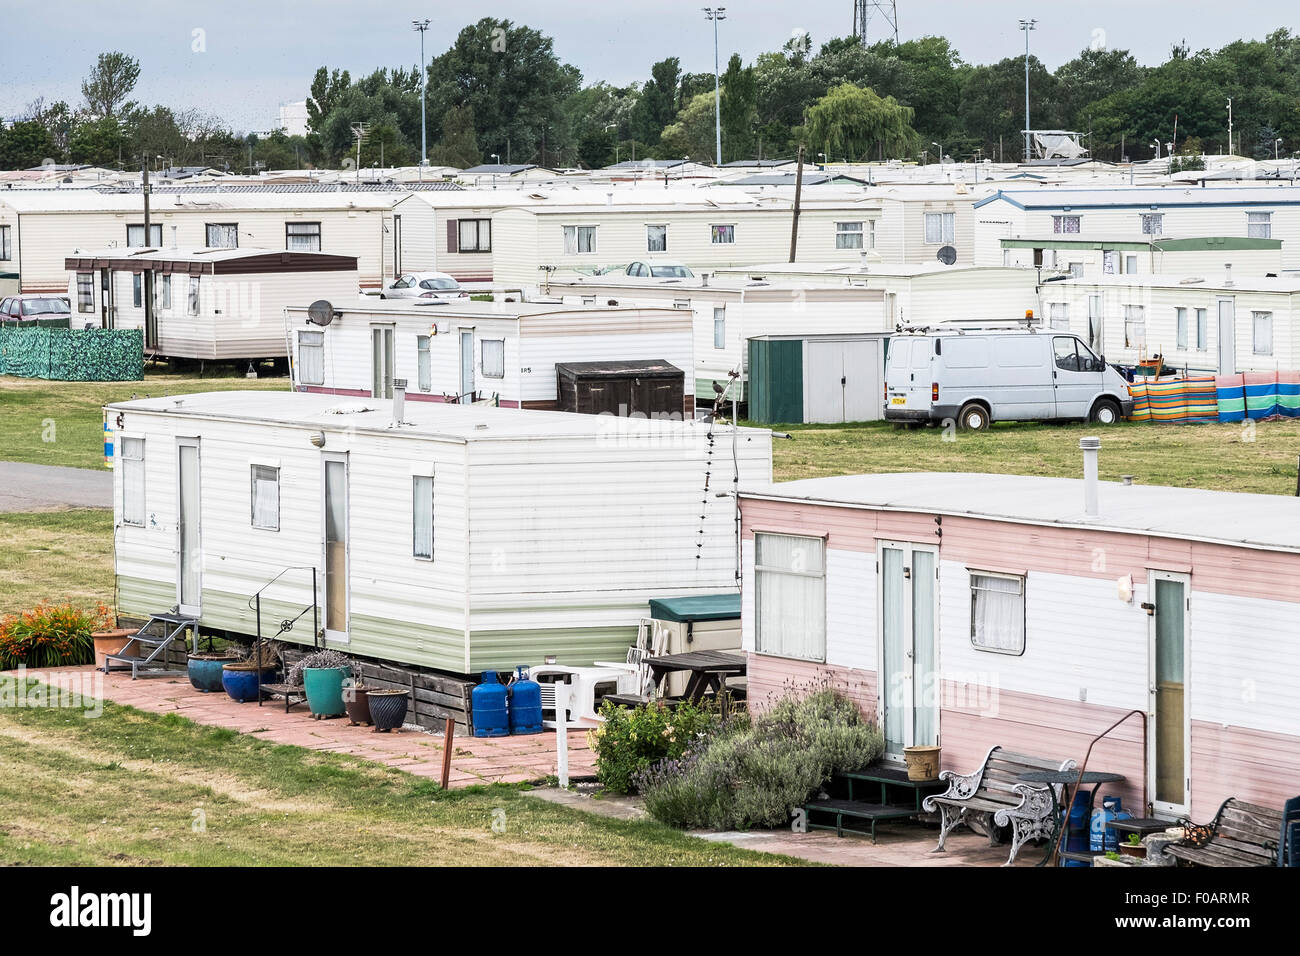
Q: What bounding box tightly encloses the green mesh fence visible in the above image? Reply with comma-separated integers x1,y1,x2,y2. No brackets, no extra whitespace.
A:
0,327,143,381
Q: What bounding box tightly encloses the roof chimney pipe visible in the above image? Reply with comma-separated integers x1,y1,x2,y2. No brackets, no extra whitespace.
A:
392,378,407,425
1080,436,1101,517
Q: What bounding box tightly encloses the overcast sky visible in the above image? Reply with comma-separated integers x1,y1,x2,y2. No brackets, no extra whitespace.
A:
4,0,1294,131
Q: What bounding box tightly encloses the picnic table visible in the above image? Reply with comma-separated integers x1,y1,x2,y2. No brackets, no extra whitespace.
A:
1019,768,1126,867
644,650,746,704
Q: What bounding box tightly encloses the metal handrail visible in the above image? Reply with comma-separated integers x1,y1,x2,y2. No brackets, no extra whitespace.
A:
1050,708,1148,865
245,566,319,707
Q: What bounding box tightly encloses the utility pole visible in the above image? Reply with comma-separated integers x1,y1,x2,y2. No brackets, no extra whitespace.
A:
703,7,727,167
1227,97,1234,157
142,158,155,348
412,19,431,169
1019,19,1037,161
789,145,805,262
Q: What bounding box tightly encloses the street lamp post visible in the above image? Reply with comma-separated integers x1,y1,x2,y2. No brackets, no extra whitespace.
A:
605,124,619,165
490,153,500,189
1227,97,1233,157
703,7,726,167
1019,19,1037,161
932,142,945,166
412,20,430,169
1275,138,1283,161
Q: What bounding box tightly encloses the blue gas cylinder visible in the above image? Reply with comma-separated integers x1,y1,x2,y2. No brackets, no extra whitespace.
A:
471,671,509,738
507,666,543,735
1063,788,1092,867
1090,796,1130,853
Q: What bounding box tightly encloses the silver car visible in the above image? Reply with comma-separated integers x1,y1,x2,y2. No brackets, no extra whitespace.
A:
380,272,468,300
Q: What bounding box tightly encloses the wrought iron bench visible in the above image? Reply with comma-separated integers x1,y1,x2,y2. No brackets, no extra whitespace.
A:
921,745,1076,866
1165,799,1283,867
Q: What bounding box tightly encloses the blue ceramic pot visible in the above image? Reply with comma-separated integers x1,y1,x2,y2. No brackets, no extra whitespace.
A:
367,690,409,733
188,655,237,693
222,665,277,703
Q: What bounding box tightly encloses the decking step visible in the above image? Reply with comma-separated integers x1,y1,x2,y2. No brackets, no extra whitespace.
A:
806,799,919,821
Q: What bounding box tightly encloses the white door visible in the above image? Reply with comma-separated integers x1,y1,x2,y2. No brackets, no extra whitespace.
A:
371,326,394,398
841,339,880,422
176,438,201,616
1148,571,1190,817
459,328,475,403
1216,298,1236,375
805,340,843,423
1087,294,1103,354
878,541,940,758
322,454,349,643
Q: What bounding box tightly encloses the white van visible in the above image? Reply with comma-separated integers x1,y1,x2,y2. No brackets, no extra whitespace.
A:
884,327,1133,429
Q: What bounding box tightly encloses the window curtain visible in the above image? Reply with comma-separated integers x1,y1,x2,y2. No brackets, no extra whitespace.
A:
755,534,825,661
481,339,505,378
971,573,1024,653
251,465,279,530
417,335,432,391
298,331,324,385
121,438,145,525
412,476,434,559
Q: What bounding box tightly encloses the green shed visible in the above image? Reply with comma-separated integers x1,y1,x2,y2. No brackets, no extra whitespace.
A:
747,332,890,424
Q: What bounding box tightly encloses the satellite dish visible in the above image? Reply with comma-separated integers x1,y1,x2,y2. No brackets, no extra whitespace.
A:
937,245,958,266
306,299,336,326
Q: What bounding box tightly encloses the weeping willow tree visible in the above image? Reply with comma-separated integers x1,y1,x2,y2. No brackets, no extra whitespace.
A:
805,82,919,161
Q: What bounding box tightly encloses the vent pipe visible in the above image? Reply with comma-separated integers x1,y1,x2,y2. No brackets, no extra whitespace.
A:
1080,436,1100,517
1224,262,1234,287
392,378,407,424
170,225,178,249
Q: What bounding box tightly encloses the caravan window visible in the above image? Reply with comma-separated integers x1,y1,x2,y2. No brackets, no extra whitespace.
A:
1175,308,1188,349
458,219,491,252
481,339,505,379
1123,305,1146,347
1048,303,1069,331
713,307,726,349
412,475,434,561
126,224,162,247
1195,308,1208,350
646,224,668,252
156,275,172,311
76,273,95,313
970,571,1025,655
1247,212,1272,239
1141,213,1163,236
286,222,322,251
924,212,955,244
205,223,238,248
755,533,825,662
562,225,597,254
1253,312,1273,355
835,222,864,249
187,277,201,316
132,274,143,308
120,437,145,527
0,224,10,260
1052,215,1081,234
711,224,735,245
298,330,324,385
250,465,280,531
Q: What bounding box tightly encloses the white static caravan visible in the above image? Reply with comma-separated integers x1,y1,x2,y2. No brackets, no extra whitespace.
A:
870,186,991,266
1045,273,1300,374
712,262,1041,330
995,235,1283,280
285,299,695,415
489,192,884,287
544,276,886,402
107,391,772,674
0,187,430,295
739,469,1300,821
65,248,359,362
973,186,1300,272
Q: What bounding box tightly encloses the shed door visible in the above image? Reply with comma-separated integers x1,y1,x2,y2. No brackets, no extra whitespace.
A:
805,341,845,423
1216,298,1236,375
841,339,880,422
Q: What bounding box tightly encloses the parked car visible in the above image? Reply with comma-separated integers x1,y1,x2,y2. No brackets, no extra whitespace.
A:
0,294,72,322
884,325,1134,429
380,272,468,300
602,261,696,280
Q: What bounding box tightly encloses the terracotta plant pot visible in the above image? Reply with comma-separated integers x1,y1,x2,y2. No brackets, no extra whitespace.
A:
367,689,409,733
344,685,373,726
92,628,138,670
903,745,942,781
1119,841,1147,859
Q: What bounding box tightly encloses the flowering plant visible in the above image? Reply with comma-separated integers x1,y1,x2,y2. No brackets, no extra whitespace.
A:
0,602,113,670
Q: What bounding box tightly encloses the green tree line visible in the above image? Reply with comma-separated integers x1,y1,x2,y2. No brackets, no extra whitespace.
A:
6,24,1300,173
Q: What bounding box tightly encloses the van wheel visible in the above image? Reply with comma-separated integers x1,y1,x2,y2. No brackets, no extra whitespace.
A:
1090,399,1121,425
958,403,990,431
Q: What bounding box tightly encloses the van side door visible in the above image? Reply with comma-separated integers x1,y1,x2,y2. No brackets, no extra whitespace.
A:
1051,335,1103,419
990,335,1055,420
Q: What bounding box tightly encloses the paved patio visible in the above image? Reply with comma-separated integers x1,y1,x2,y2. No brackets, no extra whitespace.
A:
18,665,594,787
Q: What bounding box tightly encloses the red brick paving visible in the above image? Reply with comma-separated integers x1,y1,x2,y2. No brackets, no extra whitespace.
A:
9,666,595,788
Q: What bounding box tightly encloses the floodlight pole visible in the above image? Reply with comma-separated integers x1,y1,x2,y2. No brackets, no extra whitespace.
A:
413,19,431,171
1019,19,1037,161
704,7,726,167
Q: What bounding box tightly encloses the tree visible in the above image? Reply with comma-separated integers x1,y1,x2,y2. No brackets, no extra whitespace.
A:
1053,47,1145,132
81,51,140,118
68,116,127,166
629,58,681,145
0,120,57,169
430,104,480,168
719,54,758,160
805,82,918,161
959,56,1058,158
659,92,717,160
425,18,580,166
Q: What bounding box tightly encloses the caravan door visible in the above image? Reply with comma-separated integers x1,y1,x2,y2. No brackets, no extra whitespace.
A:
322,454,350,643
878,541,939,759
1216,298,1236,374
176,438,202,616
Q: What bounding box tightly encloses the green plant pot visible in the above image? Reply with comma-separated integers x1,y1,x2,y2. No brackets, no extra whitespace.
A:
303,666,349,718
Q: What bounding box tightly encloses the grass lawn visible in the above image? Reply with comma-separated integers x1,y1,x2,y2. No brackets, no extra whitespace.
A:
0,371,290,470
0,510,113,616
0,678,794,866
763,418,1300,494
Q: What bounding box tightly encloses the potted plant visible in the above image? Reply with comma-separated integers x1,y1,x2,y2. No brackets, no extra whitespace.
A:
88,604,136,671
1118,832,1147,860
344,676,374,726
288,649,351,719
366,689,409,733
903,745,941,781
221,644,280,703
188,651,239,692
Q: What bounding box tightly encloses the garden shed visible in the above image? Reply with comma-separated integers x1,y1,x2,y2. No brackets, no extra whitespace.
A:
747,332,889,424
556,359,685,417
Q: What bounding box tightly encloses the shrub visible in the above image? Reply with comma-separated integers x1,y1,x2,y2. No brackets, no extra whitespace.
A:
286,648,351,687
0,602,113,670
589,698,720,795
636,688,885,830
